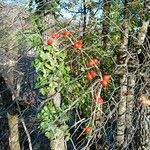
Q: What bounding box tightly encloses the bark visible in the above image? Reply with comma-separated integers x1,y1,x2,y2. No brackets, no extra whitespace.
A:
139,95,150,106
138,106,150,150
95,109,103,149
135,8,150,149
88,0,94,25
49,90,66,150
124,75,135,148
41,14,66,150
0,71,21,150
50,128,66,150
101,0,111,50
116,0,130,148
137,21,149,46
82,0,87,37
7,69,21,150
116,74,128,148
8,113,21,150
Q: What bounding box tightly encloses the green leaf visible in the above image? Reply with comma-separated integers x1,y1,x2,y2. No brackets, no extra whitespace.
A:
40,88,46,95
40,51,49,60
27,33,42,46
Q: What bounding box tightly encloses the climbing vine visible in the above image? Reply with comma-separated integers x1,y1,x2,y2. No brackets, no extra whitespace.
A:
26,15,115,142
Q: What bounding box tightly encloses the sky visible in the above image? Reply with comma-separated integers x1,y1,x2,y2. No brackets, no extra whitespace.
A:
2,0,74,20
3,0,27,5
3,0,103,19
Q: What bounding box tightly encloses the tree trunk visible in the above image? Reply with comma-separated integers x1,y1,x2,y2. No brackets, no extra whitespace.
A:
116,74,128,148
8,71,21,150
0,73,21,150
101,0,111,50
124,75,135,148
50,91,66,150
116,0,130,148
88,0,94,25
42,13,66,150
134,9,149,149
82,0,87,37
50,129,66,150
8,113,21,150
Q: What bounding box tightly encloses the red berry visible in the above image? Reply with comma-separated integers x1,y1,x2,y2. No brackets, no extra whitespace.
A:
88,59,99,67
85,127,91,134
74,42,83,49
97,97,104,104
62,30,71,37
93,59,99,64
86,72,93,80
103,74,110,82
78,40,83,44
74,40,83,49
47,38,53,45
100,80,108,87
90,71,97,78
51,33,60,38
88,60,95,67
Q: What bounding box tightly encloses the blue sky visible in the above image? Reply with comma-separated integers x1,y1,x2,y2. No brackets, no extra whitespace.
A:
4,0,26,4
4,0,29,7
3,0,78,19
4,0,102,19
